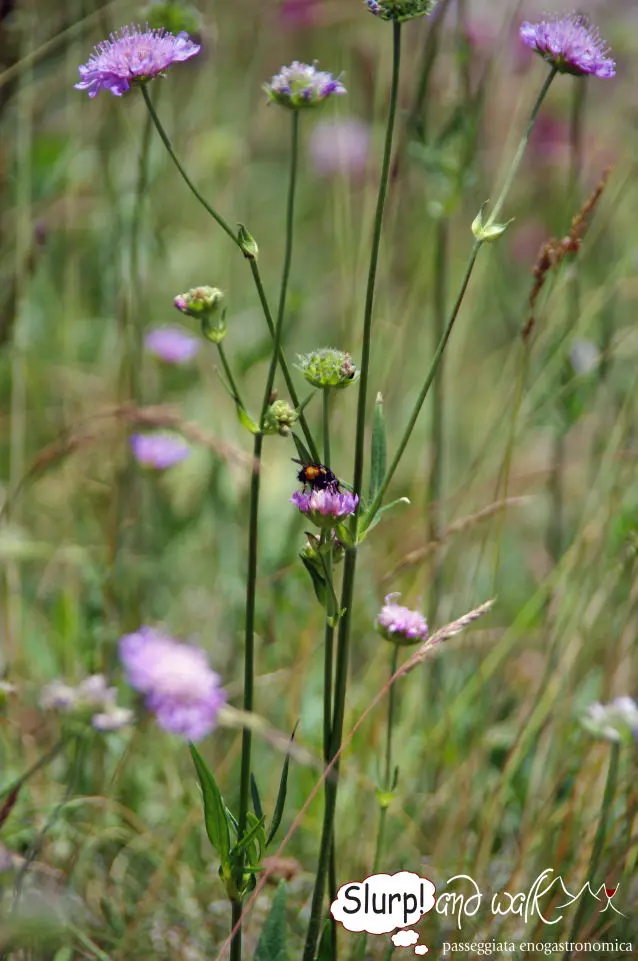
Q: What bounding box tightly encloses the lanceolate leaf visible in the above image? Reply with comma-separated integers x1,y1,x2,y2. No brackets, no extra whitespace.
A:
300,554,327,608
189,744,231,868
267,723,298,847
251,773,264,821
254,881,288,961
369,392,387,502
291,431,312,466
237,406,260,435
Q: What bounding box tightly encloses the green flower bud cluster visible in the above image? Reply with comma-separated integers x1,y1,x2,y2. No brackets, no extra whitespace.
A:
174,286,227,343
263,400,298,437
297,348,359,390
365,0,439,23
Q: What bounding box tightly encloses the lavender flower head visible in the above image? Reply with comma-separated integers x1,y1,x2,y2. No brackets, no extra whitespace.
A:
364,0,439,23
377,593,429,646
40,674,133,732
265,61,346,109
291,487,358,528
119,627,226,741
75,24,200,99
519,14,615,79
145,326,200,364
130,433,190,469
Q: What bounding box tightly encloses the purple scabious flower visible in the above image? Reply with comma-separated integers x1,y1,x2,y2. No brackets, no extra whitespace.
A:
119,627,226,741
75,24,200,99
519,14,615,79
130,433,190,469
144,326,200,364
290,487,358,527
376,593,429,646
265,61,346,110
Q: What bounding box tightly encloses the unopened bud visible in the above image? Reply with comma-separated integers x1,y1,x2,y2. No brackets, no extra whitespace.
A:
237,224,258,260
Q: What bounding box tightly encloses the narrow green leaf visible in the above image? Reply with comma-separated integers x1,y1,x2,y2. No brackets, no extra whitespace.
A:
251,773,264,821
189,744,231,867
254,881,288,961
360,497,410,540
369,392,387,501
266,724,298,847
234,812,266,857
300,554,327,608
291,431,312,466
335,523,356,550
237,406,260,435
315,919,333,961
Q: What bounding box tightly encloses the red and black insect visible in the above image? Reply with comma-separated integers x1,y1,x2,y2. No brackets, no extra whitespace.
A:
293,459,340,492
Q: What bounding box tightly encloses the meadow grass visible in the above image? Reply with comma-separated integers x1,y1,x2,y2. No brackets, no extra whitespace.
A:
0,1,636,959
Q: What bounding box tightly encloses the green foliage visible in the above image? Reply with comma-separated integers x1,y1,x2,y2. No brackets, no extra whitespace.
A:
254,882,288,961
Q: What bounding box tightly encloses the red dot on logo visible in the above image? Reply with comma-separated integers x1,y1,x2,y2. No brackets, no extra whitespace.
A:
605,887,616,898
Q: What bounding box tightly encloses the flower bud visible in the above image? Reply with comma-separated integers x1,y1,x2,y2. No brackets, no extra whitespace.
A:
237,224,259,260
471,204,514,242
174,286,227,343
297,348,359,390
364,0,439,22
263,400,298,437
376,594,429,646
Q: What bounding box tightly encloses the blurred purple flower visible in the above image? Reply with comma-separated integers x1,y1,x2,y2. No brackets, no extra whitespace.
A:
291,487,358,527
376,593,429,646
265,61,346,109
519,14,615,79
130,433,190,469
75,24,200,98
281,0,318,27
119,627,226,741
309,117,371,178
145,326,200,364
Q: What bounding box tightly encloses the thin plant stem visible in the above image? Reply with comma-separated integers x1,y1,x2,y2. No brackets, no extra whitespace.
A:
563,742,620,958
248,259,319,461
217,342,246,411
141,84,238,246
366,66,560,528
321,388,338,958
408,0,450,139
375,642,400,874
356,643,400,960
486,66,558,227
547,77,586,566
366,239,482,526
427,218,448,625
353,20,402,502
232,110,300,961
140,85,319,460
301,24,403,961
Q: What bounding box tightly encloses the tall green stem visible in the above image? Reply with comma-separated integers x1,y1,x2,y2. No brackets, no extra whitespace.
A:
232,111,300,961
365,66,559,529
427,218,448,624
217,341,246,411
486,66,557,228
352,20,402,502
301,24,403,961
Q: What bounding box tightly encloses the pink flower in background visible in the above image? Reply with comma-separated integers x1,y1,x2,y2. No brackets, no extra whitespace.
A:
291,487,358,527
281,0,319,28
130,433,190,469
145,326,200,364
119,627,226,741
309,117,371,178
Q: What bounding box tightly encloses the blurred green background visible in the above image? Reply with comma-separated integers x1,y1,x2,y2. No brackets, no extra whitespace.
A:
0,0,637,957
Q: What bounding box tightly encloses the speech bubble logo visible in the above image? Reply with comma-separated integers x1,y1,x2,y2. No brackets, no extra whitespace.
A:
392,930,420,947
415,945,429,955
330,872,436,935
